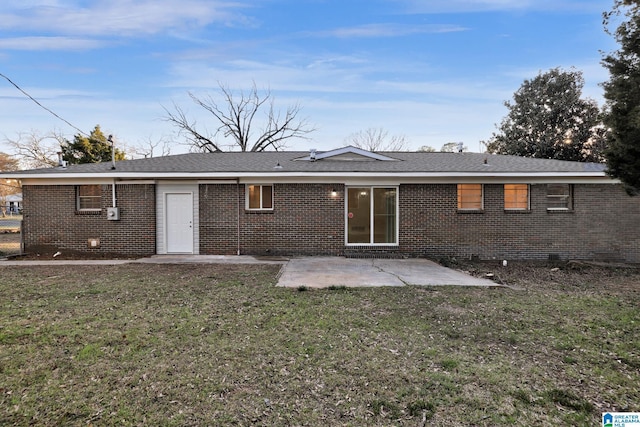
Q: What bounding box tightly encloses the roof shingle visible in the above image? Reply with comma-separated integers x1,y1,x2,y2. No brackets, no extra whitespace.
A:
4,150,607,177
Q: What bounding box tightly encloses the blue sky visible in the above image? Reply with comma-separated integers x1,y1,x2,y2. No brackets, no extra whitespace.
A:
0,0,616,156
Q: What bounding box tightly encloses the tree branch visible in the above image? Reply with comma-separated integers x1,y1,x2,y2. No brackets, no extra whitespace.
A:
162,102,222,152
163,82,315,152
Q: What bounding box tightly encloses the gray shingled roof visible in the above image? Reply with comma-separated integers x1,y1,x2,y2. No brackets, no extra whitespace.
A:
2,149,607,177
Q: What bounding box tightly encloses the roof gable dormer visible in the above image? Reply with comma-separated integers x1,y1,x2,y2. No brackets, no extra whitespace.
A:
295,146,399,162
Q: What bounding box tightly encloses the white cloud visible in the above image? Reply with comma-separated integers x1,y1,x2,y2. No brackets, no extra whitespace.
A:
165,59,368,94
0,36,107,50
392,0,604,14
291,96,505,151
309,23,468,38
0,86,100,100
159,52,517,152
0,0,612,157
0,0,248,37
164,52,515,106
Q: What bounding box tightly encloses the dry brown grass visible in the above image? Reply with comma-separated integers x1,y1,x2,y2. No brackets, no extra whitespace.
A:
1,261,638,426
0,232,20,257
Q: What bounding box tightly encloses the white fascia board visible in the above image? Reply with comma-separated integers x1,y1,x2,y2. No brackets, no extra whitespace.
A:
20,177,114,185
395,175,616,185
116,180,156,185
16,171,608,178
238,177,404,186
196,171,612,185
343,181,401,187
16,170,613,185
198,179,239,184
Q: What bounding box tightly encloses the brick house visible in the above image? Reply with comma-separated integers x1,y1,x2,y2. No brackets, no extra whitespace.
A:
2,146,639,262
3,193,22,214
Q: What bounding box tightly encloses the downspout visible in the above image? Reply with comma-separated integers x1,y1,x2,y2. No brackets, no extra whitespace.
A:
19,182,24,255
236,179,241,256
109,135,117,209
112,178,117,208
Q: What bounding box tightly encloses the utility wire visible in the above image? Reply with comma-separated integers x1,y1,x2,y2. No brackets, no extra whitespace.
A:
0,72,88,136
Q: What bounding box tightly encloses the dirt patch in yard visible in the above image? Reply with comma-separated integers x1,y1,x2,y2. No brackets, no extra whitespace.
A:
450,259,640,299
9,247,140,260
0,232,20,257
0,235,139,260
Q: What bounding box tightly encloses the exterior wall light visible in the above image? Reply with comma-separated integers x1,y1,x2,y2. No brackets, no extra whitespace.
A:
331,188,338,197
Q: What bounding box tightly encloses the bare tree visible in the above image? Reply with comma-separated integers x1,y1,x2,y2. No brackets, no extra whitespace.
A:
344,127,409,151
164,83,315,152
131,135,172,158
440,142,467,152
4,130,63,168
417,145,436,152
0,152,19,172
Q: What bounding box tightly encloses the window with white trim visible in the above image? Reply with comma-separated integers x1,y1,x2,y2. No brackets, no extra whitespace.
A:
246,184,273,210
77,185,102,211
546,184,572,210
457,184,483,210
504,184,529,210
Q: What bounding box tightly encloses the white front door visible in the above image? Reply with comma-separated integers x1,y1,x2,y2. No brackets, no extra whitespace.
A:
165,193,194,253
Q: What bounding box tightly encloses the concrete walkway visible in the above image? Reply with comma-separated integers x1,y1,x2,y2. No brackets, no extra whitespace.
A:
0,254,286,266
277,257,496,288
136,255,287,265
0,255,496,287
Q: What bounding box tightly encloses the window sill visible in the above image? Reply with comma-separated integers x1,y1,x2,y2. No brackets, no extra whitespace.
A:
457,209,484,214
345,244,400,249
504,209,531,214
245,209,274,214
75,210,102,216
547,209,574,214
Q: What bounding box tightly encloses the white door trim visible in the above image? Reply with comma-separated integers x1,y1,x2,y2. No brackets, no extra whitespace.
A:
156,183,199,255
164,192,194,254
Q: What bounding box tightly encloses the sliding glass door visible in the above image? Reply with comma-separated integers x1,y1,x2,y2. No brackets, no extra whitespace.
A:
347,187,397,245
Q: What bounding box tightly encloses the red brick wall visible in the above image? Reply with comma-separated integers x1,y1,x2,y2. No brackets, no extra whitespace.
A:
198,183,239,255
199,183,344,256
22,182,640,262
22,184,156,256
399,183,640,262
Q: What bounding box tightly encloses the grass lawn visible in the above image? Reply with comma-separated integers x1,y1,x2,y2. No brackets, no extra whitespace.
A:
0,217,21,258
1,262,638,426
0,233,20,257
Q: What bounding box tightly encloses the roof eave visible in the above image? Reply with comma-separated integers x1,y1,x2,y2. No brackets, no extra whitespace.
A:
9,170,611,180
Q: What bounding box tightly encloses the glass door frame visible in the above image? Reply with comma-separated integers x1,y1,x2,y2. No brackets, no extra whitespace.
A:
345,186,399,246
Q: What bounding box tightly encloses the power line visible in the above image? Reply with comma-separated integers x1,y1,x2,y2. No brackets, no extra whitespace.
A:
0,72,88,136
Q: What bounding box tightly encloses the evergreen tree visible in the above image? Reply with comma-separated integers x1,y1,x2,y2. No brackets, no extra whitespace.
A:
484,68,605,162
61,125,126,164
602,0,640,194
